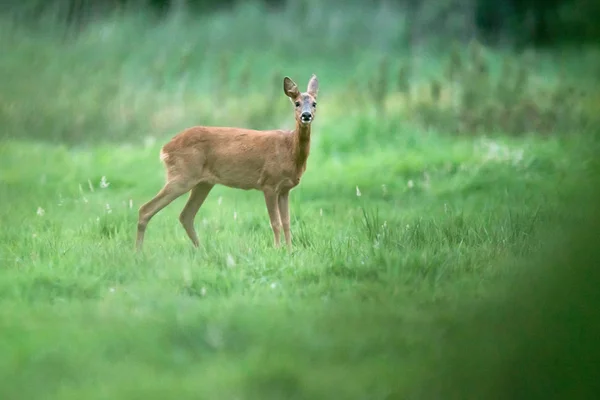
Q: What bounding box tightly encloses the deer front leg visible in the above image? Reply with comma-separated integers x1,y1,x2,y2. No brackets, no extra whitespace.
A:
136,179,193,252
263,190,282,248
278,191,292,250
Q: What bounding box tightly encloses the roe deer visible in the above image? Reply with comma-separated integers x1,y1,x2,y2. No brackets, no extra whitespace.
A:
135,74,319,252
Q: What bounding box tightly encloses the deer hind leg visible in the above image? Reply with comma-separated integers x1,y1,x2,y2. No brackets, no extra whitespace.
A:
263,190,282,248
135,179,195,252
179,183,214,247
278,190,292,250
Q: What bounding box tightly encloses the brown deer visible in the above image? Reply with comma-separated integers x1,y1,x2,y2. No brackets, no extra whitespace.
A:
135,74,319,252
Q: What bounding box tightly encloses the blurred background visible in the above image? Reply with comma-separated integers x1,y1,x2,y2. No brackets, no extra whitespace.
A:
1,1,600,399
1,0,599,145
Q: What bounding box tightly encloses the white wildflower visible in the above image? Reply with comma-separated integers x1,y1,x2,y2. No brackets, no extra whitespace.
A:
478,138,523,164
485,140,502,160
144,136,156,148
407,180,414,189
105,203,112,214
182,265,192,286
100,176,110,189
226,253,236,267
36,207,45,217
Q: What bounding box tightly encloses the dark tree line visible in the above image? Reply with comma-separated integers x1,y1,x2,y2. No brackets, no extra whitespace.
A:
475,0,600,47
2,0,599,47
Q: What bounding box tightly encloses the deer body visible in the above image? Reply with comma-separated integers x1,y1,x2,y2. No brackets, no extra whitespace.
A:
160,125,309,192
135,75,318,252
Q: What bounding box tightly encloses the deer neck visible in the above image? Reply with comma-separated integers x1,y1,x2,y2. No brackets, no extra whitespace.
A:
292,121,311,169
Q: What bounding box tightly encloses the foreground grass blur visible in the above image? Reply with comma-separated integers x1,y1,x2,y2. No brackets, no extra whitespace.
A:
1,2,600,399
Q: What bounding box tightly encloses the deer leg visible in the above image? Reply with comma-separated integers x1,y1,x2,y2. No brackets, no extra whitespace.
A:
278,190,292,250
263,190,282,248
179,183,214,247
136,179,194,252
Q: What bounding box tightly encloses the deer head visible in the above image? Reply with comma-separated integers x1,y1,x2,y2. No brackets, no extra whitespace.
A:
283,74,319,126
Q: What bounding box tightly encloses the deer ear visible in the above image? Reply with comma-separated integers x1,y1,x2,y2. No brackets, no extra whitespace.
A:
307,74,319,98
283,76,300,99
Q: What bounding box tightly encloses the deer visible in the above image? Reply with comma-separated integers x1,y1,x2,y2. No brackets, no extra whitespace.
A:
135,74,319,252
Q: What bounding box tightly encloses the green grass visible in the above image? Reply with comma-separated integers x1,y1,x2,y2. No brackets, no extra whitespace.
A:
1,1,600,399
1,127,596,399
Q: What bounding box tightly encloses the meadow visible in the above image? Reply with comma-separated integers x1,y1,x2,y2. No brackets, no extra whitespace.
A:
1,2,600,399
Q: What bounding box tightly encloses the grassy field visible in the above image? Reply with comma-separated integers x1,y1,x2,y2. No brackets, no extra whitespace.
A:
1,2,600,399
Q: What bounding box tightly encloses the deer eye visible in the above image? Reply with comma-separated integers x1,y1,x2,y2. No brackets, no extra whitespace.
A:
312,102,317,108
295,101,301,107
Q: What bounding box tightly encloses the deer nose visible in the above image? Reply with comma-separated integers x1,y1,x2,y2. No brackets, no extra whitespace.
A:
301,112,312,121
